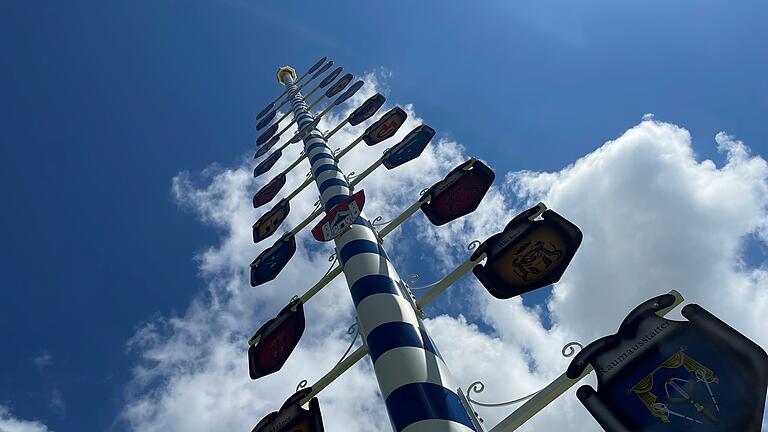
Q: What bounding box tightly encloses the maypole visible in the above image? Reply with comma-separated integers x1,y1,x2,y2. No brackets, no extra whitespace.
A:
277,65,477,432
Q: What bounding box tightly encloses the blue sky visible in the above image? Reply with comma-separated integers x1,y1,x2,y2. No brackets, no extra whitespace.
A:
1,1,767,431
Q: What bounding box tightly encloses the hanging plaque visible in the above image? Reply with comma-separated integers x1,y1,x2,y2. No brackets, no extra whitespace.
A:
348,93,386,126
248,298,305,380
253,173,287,208
382,124,435,169
254,149,282,178
420,159,495,226
362,107,408,146
251,388,324,432
253,198,290,243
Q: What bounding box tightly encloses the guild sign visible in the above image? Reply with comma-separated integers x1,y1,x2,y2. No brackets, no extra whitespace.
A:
256,102,274,121
324,73,353,98
311,190,365,241
253,149,282,178
382,124,435,169
256,123,279,147
333,80,364,106
250,233,297,287
309,60,333,81
253,198,290,243
348,93,386,126
306,57,327,75
248,298,306,380
251,388,324,432
566,292,767,431
255,135,280,158
362,107,408,146
253,173,287,208
317,66,342,89
471,203,582,299
420,159,495,226
256,109,277,131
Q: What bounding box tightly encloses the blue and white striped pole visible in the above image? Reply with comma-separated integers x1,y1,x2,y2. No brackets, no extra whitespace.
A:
277,66,477,432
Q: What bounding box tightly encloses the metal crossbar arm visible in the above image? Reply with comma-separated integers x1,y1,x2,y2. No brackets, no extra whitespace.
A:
290,206,323,237
377,200,421,238
488,290,685,432
349,158,383,188
285,176,314,203
299,266,344,304
335,134,364,159
299,346,368,406
325,118,350,141
417,253,486,307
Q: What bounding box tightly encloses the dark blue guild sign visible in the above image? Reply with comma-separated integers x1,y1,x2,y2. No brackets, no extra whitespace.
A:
348,93,386,126
471,204,583,299
324,73,353,98
251,388,324,432
256,123,279,147
382,124,435,169
256,102,274,121
318,66,342,88
310,60,333,81
255,109,277,131
249,233,296,287
255,135,280,158
306,57,327,75
252,198,290,244
419,159,495,226
567,292,768,431
253,149,282,177
333,80,364,106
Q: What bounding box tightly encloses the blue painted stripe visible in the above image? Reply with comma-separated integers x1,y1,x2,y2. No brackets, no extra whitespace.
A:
385,383,476,432
309,152,335,165
318,178,348,195
306,142,328,154
325,193,351,210
339,239,384,266
366,321,441,363
350,275,400,307
313,164,341,178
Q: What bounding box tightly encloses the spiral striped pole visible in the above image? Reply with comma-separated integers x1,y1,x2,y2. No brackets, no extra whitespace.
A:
277,66,477,432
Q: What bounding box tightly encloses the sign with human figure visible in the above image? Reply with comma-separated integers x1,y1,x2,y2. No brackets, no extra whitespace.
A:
471,203,582,299
312,190,365,241
251,387,324,432
253,198,290,243
420,158,495,226
250,233,296,287
248,298,306,380
566,292,768,431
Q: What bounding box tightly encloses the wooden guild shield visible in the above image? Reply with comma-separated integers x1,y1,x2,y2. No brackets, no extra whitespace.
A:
420,158,495,226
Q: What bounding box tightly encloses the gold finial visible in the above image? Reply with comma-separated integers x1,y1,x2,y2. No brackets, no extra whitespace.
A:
277,66,297,84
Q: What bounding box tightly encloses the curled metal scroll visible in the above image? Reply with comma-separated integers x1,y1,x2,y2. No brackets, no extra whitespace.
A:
466,341,584,409
467,240,482,251
419,187,430,196
334,323,360,368
371,215,392,227
296,379,308,392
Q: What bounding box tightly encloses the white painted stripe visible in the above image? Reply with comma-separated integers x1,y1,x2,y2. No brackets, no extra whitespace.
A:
312,155,336,173
307,145,330,160
315,168,345,185
401,419,475,432
342,252,398,287
321,185,349,204
334,219,377,250
357,293,419,338
374,347,454,400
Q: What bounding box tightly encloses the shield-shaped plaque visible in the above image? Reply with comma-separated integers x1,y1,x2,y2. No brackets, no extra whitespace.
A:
420,159,495,226
256,123,279,147
317,66,342,89
250,233,296,287
382,124,435,169
254,149,282,177
332,80,364,106
324,73,353,98
256,102,274,121
567,292,768,432
256,109,277,131
363,107,408,146
348,93,386,126
255,135,280,158
248,298,306,380
471,204,582,299
306,57,327,75
311,190,365,241
251,388,324,432
253,173,287,208
253,198,290,243
309,60,333,81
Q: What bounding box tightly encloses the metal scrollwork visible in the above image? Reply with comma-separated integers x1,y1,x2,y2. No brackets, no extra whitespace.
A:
296,379,308,392
467,240,482,251
466,381,540,408
562,341,583,357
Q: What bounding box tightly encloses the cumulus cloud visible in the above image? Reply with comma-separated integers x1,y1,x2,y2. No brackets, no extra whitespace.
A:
120,71,768,432
0,406,51,432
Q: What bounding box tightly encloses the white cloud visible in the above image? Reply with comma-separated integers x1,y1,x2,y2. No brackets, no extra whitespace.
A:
0,406,51,432
121,71,768,432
